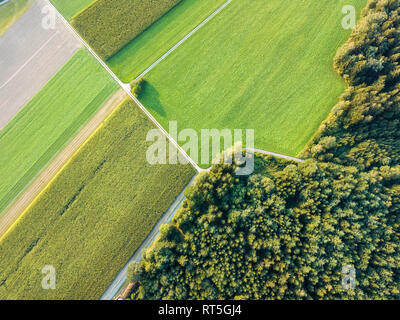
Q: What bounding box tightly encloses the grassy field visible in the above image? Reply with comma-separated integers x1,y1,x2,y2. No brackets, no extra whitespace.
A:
0,99,195,300
0,0,33,36
50,0,96,21
108,0,227,82
0,49,118,217
71,0,182,60
139,0,367,161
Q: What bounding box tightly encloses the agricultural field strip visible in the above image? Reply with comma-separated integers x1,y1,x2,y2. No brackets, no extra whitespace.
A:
46,0,304,167
135,0,233,80
101,174,198,300
0,89,127,239
44,0,201,172
0,32,59,90
0,0,82,130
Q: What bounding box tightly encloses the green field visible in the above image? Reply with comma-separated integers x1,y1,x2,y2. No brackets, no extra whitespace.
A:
137,0,367,160
50,0,96,21
71,0,182,60
108,0,227,82
0,0,33,36
0,99,195,300
0,49,118,217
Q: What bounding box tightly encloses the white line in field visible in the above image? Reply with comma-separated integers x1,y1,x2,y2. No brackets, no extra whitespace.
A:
44,0,202,173
135,0,233,80
0,31,59,90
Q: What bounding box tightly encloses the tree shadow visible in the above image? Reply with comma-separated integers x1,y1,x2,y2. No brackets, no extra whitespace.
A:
141,81,166,117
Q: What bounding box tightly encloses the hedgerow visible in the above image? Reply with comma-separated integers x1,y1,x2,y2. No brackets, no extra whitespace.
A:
0,99,195,300
71,0,182,60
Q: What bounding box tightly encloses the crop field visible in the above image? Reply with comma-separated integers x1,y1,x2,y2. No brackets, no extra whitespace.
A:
71,0,182,60
138,0,367,159
108,0,227,82
0,99,195,300
0,0,33,36
50,0,97,21
0,49,118,217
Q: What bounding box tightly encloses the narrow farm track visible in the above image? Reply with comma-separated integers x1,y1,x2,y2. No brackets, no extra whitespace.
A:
0,89,127,240
101,175,198,300
44,0,201,172
245,148,305,163
135,0,233,80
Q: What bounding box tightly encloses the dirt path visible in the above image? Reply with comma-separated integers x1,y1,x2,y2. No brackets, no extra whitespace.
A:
0,89,127,240
245,147,305,163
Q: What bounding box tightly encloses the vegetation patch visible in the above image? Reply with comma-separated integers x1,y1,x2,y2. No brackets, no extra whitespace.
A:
0,99,195,300
71,0,183,60
0,49,118,217
107,0,227,82
301,0,400,170
50,0,97,21
132,157,400,299
130,78,146,98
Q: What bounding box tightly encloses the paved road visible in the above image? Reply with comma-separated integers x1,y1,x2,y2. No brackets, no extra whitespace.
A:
0,89,127,240
100,175,197,300
0,0,81,129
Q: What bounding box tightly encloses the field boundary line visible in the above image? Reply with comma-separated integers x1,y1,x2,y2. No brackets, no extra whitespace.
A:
100,174,197,300
0,89,127,240
135,0,233,80
0,31,59,90
44,0,202,173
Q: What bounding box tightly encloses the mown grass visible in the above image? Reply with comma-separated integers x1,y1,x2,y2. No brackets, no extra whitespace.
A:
50,0,96,21
0,99,196,300
71,0,182,60
0,0,33,36
0,49,118,217
108,0,227,82
139,0,367,161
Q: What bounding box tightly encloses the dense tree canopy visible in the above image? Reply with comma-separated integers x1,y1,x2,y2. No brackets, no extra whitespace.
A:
302,0,400,169
127,0,400,300
132,159,399,299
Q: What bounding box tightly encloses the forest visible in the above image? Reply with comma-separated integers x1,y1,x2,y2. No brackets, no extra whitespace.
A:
127,0,400,299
